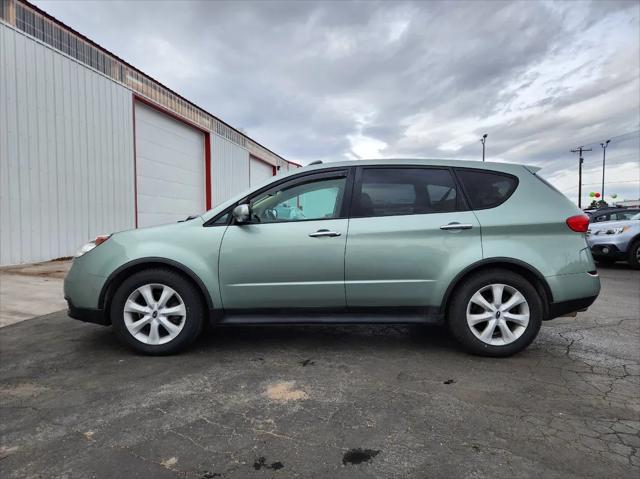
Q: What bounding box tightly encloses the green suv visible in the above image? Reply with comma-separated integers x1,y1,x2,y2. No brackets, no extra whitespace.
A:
64,159,600,356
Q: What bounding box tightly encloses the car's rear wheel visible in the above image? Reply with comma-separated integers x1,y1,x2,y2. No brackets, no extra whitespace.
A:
110,268,204,355
628,240,640,270
447,269,543,357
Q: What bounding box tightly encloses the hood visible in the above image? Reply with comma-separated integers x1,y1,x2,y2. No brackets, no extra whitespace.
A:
110,215,205,239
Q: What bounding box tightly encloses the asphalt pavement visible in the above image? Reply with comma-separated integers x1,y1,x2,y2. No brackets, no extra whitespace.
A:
1,265,638,478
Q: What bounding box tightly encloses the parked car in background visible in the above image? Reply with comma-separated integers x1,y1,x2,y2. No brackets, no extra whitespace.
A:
64,159,600,357
587,208,639,223
587,212,640,269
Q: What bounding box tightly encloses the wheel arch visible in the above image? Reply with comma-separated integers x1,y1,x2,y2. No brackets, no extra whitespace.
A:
628,233,640,249
440,258,553,319
99,257,214,320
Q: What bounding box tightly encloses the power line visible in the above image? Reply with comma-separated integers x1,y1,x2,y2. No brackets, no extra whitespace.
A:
576,129,640,149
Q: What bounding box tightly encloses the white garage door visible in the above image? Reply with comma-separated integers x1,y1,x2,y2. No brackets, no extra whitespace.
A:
249,156,274,187
135,102,205,227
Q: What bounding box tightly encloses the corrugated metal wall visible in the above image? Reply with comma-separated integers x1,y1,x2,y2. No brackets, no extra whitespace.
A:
0,23,135,265
210,133,250,206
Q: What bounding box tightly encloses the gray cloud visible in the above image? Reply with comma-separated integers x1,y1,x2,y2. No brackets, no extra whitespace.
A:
35,0,640,202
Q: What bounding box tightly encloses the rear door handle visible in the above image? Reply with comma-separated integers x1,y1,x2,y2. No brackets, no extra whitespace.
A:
309,229,341,238
440,222,473,231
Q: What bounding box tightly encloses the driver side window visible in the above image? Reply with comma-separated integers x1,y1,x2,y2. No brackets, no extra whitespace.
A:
250,176,347,223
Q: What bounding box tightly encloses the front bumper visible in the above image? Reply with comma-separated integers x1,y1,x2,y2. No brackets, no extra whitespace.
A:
590,243,626,259
66,297,109,326
587,233,630,257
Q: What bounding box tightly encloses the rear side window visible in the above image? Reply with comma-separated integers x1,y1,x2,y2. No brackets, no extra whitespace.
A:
611,211,638,220
354,168,458,217
455,169,518,209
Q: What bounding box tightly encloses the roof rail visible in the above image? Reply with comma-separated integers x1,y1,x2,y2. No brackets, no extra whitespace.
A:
308,160,323,166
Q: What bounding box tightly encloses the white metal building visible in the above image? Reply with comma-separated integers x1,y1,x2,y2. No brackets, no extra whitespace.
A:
0,0,299,266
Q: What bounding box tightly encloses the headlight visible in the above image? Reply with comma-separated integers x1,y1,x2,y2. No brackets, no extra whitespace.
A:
605,226,628,235
75,235,111,257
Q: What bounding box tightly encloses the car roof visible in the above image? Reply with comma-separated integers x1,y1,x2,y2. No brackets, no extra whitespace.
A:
299,158,535,174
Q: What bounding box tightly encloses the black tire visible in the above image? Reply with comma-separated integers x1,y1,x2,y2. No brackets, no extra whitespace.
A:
628,240,640,270
447,269,543,357
110,268,205,355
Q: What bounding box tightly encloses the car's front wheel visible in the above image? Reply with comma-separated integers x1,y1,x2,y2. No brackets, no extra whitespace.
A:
110,268,205,355
448,269,543,357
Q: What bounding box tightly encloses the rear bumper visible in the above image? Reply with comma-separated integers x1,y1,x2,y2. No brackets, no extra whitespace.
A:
547,295,598,320
544,270,600,320
66,297,109,326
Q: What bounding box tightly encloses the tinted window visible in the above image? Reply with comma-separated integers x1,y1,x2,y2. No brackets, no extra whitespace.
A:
354,168,457,217
456,169,518,209
612,211,638,220
250,176,346,223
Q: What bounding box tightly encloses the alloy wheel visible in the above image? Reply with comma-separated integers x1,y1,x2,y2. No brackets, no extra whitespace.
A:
466,283,530,346
123,283,186,345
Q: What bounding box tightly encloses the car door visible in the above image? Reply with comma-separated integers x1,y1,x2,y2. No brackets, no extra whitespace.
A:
219,169,352,310
345,166,482,308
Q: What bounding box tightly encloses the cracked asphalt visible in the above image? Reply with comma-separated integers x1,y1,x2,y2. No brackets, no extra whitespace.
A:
1,265,639,478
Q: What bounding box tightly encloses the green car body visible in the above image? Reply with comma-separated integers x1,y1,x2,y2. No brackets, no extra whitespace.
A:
65,159,600,356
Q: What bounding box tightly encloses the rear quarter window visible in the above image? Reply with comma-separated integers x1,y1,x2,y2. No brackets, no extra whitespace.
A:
455,169,518,210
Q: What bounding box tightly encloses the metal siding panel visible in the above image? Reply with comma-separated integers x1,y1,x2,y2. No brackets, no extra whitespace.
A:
61,52,74,256
121,92,135,231
80,66,93,240
100,74,111,234
53,52,69,259
69,59,80,253
0,25,15,265
16,31,31,263
0,24,136,265
94,70,104,236
106,82,117,233
34,39,50,261
44,46,59,259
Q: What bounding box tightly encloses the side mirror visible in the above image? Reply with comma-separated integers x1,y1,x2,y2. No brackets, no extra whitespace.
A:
232,204,251,224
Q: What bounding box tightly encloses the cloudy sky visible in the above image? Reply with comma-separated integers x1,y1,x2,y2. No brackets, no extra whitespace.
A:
35,0,640,204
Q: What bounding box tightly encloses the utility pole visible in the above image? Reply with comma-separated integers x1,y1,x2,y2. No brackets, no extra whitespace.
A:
571,146,592,209
600,139,611,200
480,134,487,161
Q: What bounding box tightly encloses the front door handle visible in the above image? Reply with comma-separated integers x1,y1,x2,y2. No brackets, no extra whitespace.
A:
309,229,341,238
440,222,473,231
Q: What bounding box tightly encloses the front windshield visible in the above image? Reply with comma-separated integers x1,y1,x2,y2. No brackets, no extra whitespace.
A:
631,212,640,221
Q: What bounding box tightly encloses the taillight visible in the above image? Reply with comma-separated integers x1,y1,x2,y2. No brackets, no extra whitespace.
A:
566,215,590,233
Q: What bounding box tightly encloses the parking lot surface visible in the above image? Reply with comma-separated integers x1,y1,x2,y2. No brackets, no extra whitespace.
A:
1,265,639,478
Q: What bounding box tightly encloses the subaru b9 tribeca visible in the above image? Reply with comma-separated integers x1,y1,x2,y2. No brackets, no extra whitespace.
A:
64,159,600,357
